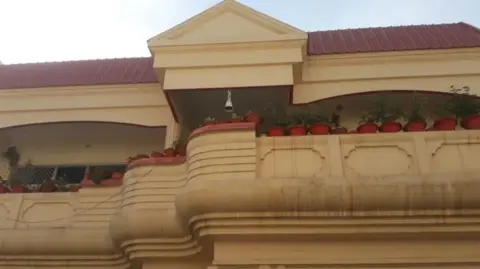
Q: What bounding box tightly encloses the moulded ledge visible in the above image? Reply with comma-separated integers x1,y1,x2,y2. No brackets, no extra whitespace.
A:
81,178,123,187
0,227,119,255
175,174,480,223
189,122,256,139
127,156,187,170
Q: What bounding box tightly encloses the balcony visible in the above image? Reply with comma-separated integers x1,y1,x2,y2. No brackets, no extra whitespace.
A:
2,90,480,266
1,121,480,266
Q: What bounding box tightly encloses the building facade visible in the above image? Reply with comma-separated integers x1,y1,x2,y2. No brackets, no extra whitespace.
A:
1,0,480,268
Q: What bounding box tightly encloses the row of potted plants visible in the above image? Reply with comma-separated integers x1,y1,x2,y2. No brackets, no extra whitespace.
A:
195,86,480,135
122,85,480,164
0,181,82,193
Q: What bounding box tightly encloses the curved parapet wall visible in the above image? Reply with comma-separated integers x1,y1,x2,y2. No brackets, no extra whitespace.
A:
2,124,480,268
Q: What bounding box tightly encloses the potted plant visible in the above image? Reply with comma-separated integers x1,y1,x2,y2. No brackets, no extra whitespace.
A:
438,85,480,130
0,180,9,193
267,118,290,136
404,103,427,132
89,169,113,185
203,116,217,126
163,147,177,157
6,160,35,193
288,112,309,136
328,104,347,134
309,114,331,135
68,184,82,192
230,113,244,123
358,100,403,133
36,180,59,193
244,111,264,126
127,153,149,163
150,151,165,158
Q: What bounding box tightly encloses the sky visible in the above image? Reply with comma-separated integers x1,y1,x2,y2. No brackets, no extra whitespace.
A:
0,0,479,64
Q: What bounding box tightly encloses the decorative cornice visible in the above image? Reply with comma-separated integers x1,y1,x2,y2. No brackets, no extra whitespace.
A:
150,39,306,55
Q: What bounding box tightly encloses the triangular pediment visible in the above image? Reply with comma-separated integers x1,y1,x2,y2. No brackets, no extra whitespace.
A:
148,0,306,47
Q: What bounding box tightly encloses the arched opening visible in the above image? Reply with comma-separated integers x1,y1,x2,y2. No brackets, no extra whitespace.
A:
227,88,480,135
0,122,165,188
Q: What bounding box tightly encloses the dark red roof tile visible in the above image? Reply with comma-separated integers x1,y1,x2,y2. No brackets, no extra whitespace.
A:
0,57,157,90
308,22,480,55
1,23,479,90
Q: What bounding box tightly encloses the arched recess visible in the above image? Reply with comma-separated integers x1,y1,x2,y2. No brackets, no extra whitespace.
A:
289,90,478,131
0,106,172,129
0,122,167,179
293,75,480,104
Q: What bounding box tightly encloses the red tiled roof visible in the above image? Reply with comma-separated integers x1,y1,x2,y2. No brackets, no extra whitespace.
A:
308,22,480,55
1,23,479,90
0,57,157,90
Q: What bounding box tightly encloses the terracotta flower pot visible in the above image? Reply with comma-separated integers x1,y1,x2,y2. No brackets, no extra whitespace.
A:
68,185,82,192
267,127,285,136
163,148,177,157
244,112,263,126
309,123,330,135
176,145,187,157
150,151,165,158
203,121,216,127
331,127,348,134
405,122,426,132
37,182,58,193
461,114,480,130
0,185,10,193
230,118,244,123
357,123,378,134
128,154,149,163
111,172,124,180
10,185,28,193
434,118,457,131
380,122,402,133
289,125,307,136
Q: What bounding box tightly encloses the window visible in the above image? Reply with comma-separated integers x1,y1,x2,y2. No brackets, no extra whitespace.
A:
55,166,87,184
23,164,126,185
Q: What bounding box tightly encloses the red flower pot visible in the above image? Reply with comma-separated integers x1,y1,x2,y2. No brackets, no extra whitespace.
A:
176,145,187,157
331,127,348,134
244,112,263,126
203,121,216,127
357,123,378,134
380,122,402,133
37,182,58,193
0,185,10,193
10,185,28,193
267,127,285,136
68,185,82,192
405,122,426,132
309,124,330,135
461,114,480,130
434,118,457,131
128,154,149,163
150,151,165,158
163,148,177,157
112,172,124,180
289,125,307,136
